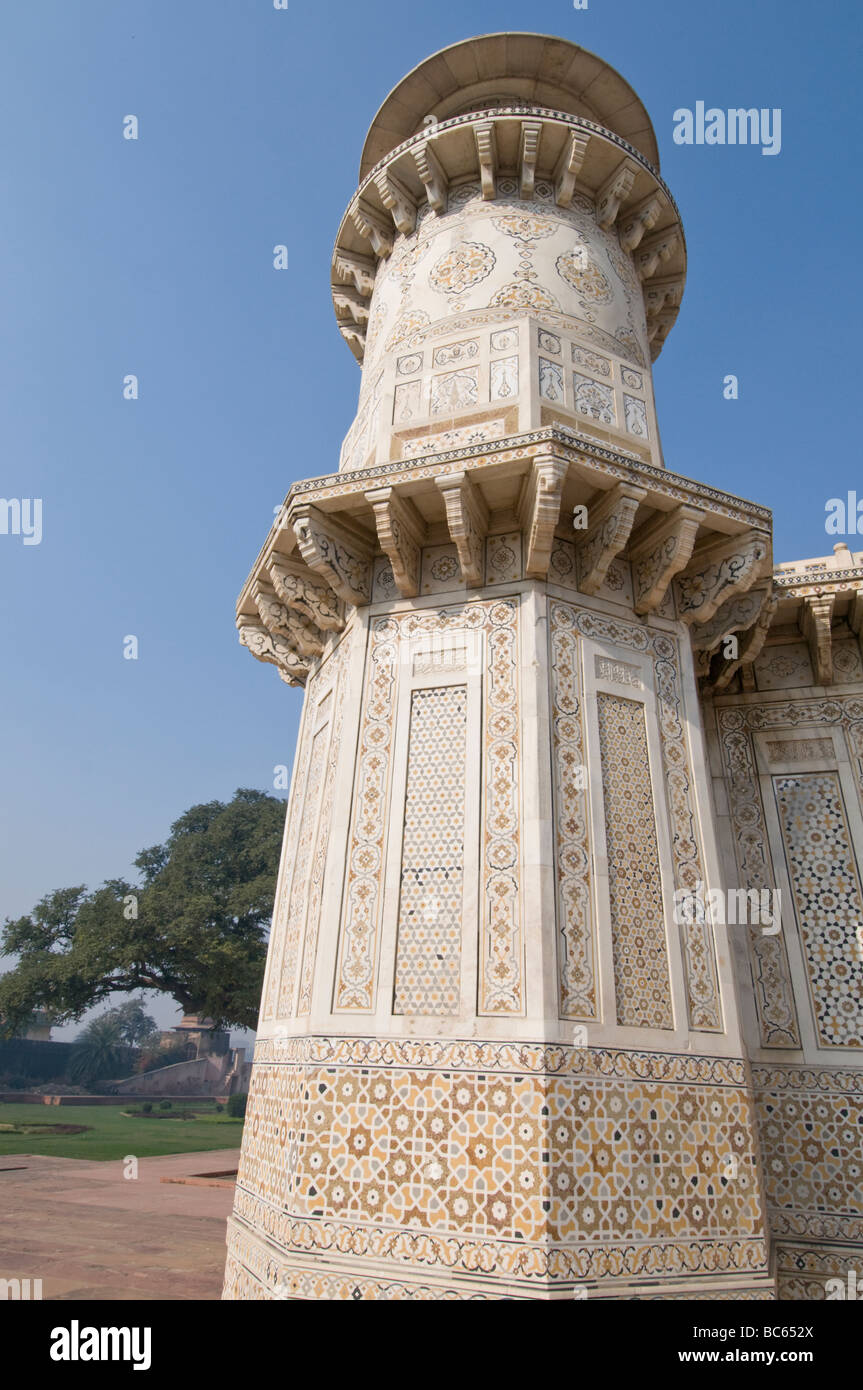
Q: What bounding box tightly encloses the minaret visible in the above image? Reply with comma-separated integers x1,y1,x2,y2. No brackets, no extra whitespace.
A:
224,34,777,1300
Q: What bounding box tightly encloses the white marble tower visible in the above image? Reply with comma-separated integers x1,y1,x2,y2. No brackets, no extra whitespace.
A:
224,34,780,1300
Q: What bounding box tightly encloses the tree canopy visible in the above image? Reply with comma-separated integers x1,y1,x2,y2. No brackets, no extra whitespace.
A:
0,788,284,1035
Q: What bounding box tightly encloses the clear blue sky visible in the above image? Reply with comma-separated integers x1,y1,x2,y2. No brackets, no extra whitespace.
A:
0,0,860,1037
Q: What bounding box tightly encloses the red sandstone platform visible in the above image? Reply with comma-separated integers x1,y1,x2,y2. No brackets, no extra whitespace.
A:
0,1148,239,1300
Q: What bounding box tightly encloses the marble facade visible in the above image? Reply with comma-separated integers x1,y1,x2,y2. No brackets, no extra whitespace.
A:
224,35,861,1300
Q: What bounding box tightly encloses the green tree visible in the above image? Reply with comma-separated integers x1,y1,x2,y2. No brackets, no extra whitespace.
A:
0,788,284,1035
67,1011,128,1086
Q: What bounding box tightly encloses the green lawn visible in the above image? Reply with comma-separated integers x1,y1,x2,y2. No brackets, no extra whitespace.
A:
0,1102,245,1161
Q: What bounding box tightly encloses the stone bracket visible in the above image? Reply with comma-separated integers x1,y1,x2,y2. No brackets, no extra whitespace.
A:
474,121,498,200
365,485,426,597
518,454,568,579
675,529,771,626
630,505,704,614
338,323,366,355
412,139,448,213
644,275,685,322
350,198,394,258
595,158,638,230
705,586,778,695
267,556,345,632
290,503,373,608
636,228,681,282
333,249,377,297
253,581,326,659
801,593,836,687
238,619,311,687
619,191,667,252
689,583,771,654
372,169,417,235
435,470,489,587
519,120,543,200
554,129,590,207
332,288,370,325
576,483,646,594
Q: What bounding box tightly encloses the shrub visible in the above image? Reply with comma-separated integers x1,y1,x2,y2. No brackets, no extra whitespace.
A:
227,1092,247,1119
159,1100,172,1110
141,1101,152,1114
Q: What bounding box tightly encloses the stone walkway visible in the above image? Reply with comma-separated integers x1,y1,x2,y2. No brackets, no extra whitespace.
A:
0,1148,239,1300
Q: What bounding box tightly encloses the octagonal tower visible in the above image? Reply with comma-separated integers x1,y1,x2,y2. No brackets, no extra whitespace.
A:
224,34,777,1301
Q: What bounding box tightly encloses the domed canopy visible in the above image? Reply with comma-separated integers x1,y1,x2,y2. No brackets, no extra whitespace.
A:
359,33,659,181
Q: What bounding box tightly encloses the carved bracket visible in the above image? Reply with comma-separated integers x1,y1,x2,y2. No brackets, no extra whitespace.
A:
332,288,370,325
519,120,542,200
630,505,704,614
338,323,366,355
268,556,344,632
365,485,426,597
474,121,497,200
704,586,778,695
675,529,771,626
349,198,394,258
619,191,666,252
576,483,646,594
801,593,836,687
290,503,373,607
519,454,567,579
372,169,417,235
333,250,376,297
253,581,325,659
643,275,685,321
412,139,448,213
636,228,681,282
595,158,638,230
435,470,489,587
238,619,311,687
554,130,590,208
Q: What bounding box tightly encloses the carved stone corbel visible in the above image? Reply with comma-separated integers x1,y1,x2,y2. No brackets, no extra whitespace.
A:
332,288,370,325
474,121,497,200
636,229,681,282
518,455,567,579
338,323,366,355
575,483,646,594
238,619,311,687
595,158,638,230
435,470,488,587
618,192,666,252
365,486,425,598
644,276,685,321
412,140,448,213
554,130,590,207
267,556,344,632
801,593,835,686
372,169,417,235
290,503,373,607
707,586,778,695
253,581,325,659
675,529,770,626
333,250,376,297
350,199,394,258
629,505,704,614
519,120,542,200
689,583,771,654
848,588,863,635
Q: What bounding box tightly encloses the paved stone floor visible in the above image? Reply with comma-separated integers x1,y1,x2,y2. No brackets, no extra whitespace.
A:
0,1148,239,1300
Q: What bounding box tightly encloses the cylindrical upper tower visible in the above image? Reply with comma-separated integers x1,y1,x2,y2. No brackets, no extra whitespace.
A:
332,35,685,475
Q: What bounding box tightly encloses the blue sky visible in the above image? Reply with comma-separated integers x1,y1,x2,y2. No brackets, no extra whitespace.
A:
0,0,859,1037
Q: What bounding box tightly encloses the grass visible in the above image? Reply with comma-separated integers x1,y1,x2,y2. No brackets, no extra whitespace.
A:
0,1102,245,1161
